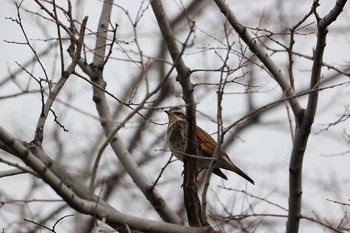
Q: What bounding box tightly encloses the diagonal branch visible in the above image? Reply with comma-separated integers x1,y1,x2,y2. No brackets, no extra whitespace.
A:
213,0,304,123
84,0,183,225
0,127,210,233
34,16,88,144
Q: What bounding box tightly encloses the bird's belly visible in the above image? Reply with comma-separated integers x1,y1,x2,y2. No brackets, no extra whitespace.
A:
168,145,216,169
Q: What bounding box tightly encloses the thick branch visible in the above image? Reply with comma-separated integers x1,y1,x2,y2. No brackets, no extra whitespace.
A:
287,1,348,233
150,0,203,226
0,127,211,233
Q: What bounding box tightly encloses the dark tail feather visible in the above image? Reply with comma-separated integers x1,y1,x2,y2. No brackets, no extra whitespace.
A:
212,167,255,185
234,167,255,185
213,168,228,180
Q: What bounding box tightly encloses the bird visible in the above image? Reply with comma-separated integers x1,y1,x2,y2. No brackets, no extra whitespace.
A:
165,107,254,184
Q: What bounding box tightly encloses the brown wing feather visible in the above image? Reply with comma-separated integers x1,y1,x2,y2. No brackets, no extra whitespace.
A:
196,126,230,163
196,126,218,156
196,126,255,185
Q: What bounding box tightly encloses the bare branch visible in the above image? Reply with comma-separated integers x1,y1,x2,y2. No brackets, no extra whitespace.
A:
287,1,348,233
213,0,305,122
150,0,204,226
84,0,183,224
0,126,212,233
34,16,88,144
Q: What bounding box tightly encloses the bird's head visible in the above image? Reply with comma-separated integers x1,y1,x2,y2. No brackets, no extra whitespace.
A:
164,107,186,125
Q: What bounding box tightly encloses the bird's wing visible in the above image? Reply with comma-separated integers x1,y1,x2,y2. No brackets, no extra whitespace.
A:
196,126,218,157
196,126,234,165
196,126,255,184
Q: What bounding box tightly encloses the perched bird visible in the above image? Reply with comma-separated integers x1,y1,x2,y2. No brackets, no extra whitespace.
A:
165,107,254,184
